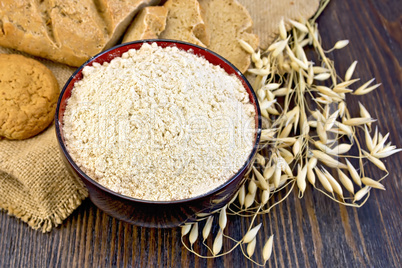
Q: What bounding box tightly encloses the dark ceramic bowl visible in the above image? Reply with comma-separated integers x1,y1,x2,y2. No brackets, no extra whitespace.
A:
55,40,261,228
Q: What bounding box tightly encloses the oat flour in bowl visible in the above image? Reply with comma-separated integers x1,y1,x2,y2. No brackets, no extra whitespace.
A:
63,43,256,201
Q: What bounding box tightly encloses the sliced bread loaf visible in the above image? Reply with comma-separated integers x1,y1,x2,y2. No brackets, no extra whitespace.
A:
123,6,168,42
159,0,210,47
199,0,259,73
0,0,159,66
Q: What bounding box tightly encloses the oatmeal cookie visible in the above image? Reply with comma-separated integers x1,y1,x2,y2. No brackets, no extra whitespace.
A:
0,54,59,139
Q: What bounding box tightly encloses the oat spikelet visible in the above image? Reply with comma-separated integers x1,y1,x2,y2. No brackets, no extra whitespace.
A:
354,78,381,95
308,157,318,169
364,125,374,152
243,223,262,243
255,153,266,166
322,168,343,197
314,167,333,193
345,159,362,186
273,164,282,188
182,224,191,237
358,102,371,119
345,61,357,81
330,143,353,155
244,191,256,209
354,186,371,202
293,138,301,157
336,122,353,137
247,238,257,257
263,83,281,91
312,150,347,169
219,205,227,230
373,148,402,158
267,37,286,52
338,101,346,117
355,83,382,95
248,179,257,194
313,66,330,74
314,73,331,81
359,102,372,128
189,222,198,245
296,164,308,195
279,123,293,138
307,167,316,186
263,235,274,261
371,132,390,155
273,38,289,57
332,40,349,50
263,165,275,180
202,216,213,241
363,150,387,171
325,110,340,131
306,157,318,186
273,87,290,96
343,117,376,126
213,229,223,255
261,190,270,205
286,46,308,69
238,184,245,207
361,177,385,190
337,169,354,193
317,121,328,144
238,39,255,54
248,68,270,76
289,19,309,32
253,166,269,190
279,18,287,40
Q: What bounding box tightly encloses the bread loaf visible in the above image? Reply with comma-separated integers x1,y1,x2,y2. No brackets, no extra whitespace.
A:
199,0,259,73
0,0,160,67
159,0,210,47
123,6,168,42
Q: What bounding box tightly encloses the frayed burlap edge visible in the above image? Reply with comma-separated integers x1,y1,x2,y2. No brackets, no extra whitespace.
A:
0,186,88,233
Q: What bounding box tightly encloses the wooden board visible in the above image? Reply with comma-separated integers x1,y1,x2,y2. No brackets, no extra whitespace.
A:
0,0,401,267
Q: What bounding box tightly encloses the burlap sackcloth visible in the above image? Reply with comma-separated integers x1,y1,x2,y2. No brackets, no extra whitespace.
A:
0,46,88,232
0,0,320,233
237,0,321,48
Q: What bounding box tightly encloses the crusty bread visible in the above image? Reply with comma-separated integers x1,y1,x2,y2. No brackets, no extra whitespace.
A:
199,0,259,73
123,6,168,42
159,0,210,47
0,0,159,67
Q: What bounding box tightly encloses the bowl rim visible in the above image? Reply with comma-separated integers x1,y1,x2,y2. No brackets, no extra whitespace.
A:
55,39,262,205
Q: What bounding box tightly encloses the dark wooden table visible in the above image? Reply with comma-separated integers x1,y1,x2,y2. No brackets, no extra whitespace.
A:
1,0,401,267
